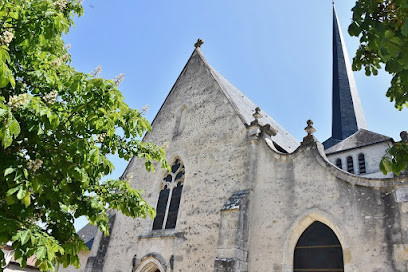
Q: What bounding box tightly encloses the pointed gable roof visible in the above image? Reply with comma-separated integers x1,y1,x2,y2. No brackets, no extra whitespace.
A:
324,5,367,149
325,129,393,155
150,47,300,152
77,222,98,249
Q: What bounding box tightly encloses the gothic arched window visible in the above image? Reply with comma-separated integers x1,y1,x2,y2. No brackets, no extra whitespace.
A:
358,153,366,174
294,221,344,272
346,156,354,174
335,158,342,169
152,159,185,230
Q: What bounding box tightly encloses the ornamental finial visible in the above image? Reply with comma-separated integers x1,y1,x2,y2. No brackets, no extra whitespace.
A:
304,119,316,136
253,107,262,120
194,39,204,48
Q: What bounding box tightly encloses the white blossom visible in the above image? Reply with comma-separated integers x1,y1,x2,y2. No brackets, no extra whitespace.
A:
28,159,43,173
97,132,107,142
43,90,58,104
50,58,62,67
55,0,68,11
91,65,102,77
141,105,150,115
7,93,30,111
61,53,70,61
1,30,14,47
113,73,125,87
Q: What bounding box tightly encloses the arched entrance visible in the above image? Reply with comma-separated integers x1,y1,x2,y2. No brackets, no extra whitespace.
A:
293,221,344,271
134,255,166,272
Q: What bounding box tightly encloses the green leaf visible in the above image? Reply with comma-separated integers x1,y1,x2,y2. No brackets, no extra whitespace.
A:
2,127,12,148
0,62,11,88
36,247,47,260
4,167,16,176
8,72,15,88
403,17,408,37
23,168,29,179
348,22,361,36
9,119,20,137
6,186,21,196
17,186,27,200
380,157,393,174
21,230,31,245
22,191,31,207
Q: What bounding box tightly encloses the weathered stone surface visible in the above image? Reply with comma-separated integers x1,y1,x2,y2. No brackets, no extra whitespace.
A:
76,12,408,272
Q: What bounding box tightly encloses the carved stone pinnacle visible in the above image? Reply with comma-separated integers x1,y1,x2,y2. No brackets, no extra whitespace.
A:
194,39,204,48
304,119,316,136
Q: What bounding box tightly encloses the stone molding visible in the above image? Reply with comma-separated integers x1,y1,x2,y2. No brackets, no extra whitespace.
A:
281,209,352,272
262,136,408,188
133,253,167,272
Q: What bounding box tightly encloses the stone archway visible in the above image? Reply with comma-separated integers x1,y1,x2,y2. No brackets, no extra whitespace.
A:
294,221,343,271
134,254,167,272
282,210,352,272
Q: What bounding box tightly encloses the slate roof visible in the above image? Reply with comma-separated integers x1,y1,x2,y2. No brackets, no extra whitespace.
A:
325,5,367,149
325,129,393,155
196,49,300,153
77,223,98,250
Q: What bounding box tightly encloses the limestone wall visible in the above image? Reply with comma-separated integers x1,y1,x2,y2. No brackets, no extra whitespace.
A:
97,50,251,272
248,137,407,271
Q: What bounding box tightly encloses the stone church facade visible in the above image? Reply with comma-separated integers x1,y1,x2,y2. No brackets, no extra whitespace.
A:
81,6,408,272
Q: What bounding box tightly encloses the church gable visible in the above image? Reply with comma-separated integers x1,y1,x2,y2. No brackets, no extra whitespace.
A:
144,45,299,153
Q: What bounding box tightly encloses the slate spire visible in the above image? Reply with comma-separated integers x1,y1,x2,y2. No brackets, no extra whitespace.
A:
324,4,367,149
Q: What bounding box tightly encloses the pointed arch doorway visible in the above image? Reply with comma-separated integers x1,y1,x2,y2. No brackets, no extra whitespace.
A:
294,221,344,272
134,256,166,272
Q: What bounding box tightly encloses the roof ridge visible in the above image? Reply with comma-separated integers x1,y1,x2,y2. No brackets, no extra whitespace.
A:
325,128,393,154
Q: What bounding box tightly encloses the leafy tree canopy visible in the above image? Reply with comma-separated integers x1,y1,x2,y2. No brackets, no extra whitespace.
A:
349,0,408,175
0,0,167,271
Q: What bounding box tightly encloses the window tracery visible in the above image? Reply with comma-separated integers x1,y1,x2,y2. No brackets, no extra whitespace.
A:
152,158,185,230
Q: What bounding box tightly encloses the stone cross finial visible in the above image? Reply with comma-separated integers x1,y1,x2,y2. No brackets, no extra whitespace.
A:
401,131,408,142
194,39,204,48
304,119,316,136
253,107,262,120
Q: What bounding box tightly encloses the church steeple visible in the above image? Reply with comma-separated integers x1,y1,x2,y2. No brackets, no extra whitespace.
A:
324,4,367,149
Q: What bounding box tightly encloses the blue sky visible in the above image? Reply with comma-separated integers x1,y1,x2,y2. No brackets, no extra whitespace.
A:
65,0,408,230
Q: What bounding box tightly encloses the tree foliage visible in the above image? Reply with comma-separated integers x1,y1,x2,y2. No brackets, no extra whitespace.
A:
349,0,408,175
0,1,167,271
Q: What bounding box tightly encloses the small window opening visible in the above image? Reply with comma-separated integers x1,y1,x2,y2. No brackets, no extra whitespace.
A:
152,159,185,230
358,153,366,174
335,158,342,169
347,156,354,174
